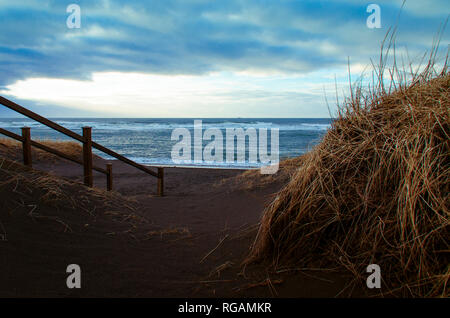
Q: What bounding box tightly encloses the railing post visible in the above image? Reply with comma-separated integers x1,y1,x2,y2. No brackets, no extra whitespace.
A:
82,126,93,187
106,163,112,191
21,127,32,167
157,167,164,196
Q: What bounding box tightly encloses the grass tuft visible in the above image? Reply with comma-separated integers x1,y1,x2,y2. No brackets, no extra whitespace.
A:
247,34,449,297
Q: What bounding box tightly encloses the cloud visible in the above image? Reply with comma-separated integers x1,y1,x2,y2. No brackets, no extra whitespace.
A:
0,0,448,117
1,1,447,83
1,70,351,117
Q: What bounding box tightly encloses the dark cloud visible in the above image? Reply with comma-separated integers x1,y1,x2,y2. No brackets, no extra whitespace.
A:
0,0,448,86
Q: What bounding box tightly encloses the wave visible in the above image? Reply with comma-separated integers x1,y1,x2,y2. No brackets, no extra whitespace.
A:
0,119,331,132
125,156,264,169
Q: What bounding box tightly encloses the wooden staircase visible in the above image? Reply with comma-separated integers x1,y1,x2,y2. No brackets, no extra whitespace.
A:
0,96,164,196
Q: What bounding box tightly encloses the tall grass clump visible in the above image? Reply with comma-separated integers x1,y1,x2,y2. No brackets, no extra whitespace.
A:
248,33,449,297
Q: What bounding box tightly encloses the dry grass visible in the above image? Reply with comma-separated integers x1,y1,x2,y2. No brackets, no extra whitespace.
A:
218,156,304,191
0,138,100,163
247,35,449,297
0,157,146,238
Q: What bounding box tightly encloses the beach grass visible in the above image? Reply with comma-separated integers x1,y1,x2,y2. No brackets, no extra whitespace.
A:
0,157,145,238
0,138,85,163
246,37,449,297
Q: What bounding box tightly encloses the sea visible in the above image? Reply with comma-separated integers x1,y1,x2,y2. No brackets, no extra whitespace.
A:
0,118,332,169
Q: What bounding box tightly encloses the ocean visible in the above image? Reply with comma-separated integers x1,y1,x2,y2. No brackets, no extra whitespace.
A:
0,118,331,168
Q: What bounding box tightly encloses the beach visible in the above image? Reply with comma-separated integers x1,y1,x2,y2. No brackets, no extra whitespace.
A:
1,0,448,304
1,69,448,298
0,145,368,297
1,70,448,298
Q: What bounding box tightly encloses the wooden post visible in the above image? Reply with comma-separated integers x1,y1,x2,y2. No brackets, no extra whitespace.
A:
157,167,164,196
106,163,112,191
21,127,32,167
82,127,93,187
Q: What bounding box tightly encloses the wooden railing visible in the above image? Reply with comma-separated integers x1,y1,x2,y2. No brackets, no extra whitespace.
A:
0,96,164,196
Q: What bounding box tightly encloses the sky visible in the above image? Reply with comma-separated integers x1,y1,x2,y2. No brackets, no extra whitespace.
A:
0,0,448,118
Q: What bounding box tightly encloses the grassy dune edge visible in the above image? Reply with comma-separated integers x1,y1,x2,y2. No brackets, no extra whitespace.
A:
247,47,449,297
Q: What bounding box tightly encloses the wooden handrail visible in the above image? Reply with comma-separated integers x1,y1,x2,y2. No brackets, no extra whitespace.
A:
0,96,164,195
0,96,84,142
0,96,158,178
0,127,107,174
82,126,93,187
21,127,32,167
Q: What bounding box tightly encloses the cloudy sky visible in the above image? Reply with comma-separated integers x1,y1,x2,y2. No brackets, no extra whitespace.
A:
0,0,448,117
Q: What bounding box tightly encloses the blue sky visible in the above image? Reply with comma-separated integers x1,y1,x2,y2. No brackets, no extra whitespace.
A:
0,0,448,117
